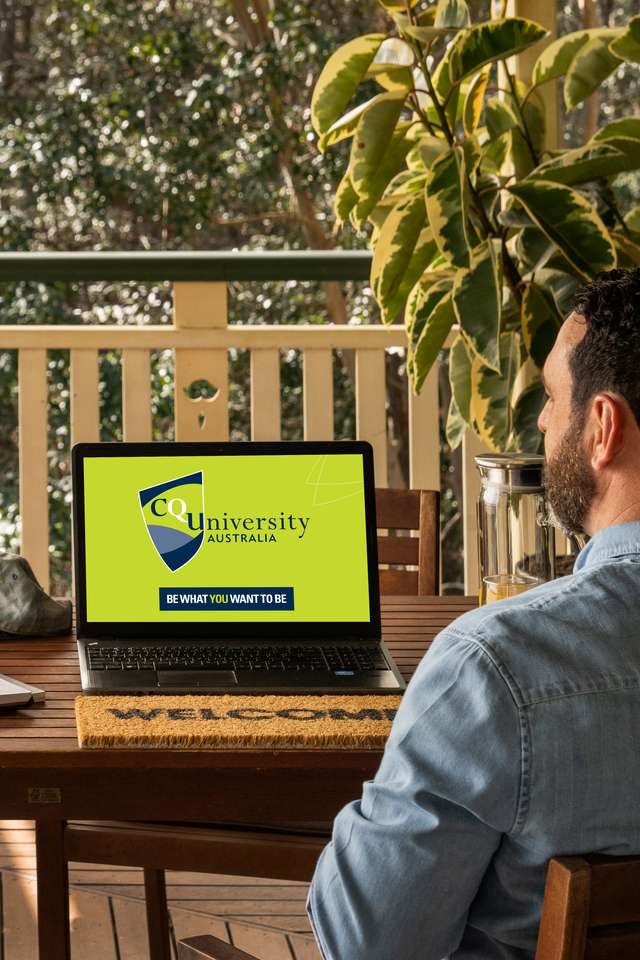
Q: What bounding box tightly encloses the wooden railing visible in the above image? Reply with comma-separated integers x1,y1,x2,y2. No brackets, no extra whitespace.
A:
0,251,483,594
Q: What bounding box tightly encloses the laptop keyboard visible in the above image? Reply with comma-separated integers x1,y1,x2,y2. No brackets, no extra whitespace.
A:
87,644,389,674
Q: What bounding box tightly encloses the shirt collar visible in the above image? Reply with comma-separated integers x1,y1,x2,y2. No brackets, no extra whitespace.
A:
574,521,640,572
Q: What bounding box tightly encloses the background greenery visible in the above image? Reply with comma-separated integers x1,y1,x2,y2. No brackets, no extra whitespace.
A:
0,0,637,594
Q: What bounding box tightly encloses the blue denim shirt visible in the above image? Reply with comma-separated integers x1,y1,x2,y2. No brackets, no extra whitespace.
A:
307,521,640,959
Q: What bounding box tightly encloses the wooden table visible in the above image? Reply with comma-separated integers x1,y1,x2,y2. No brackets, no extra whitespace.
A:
0,595,476,959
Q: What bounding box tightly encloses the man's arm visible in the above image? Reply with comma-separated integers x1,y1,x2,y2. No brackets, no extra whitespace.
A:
307,628,523,960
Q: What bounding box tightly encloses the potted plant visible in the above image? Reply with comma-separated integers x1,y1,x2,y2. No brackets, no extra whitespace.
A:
311,0,640,453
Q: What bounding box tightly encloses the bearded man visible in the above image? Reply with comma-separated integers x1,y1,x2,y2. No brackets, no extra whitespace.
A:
307,268,640,959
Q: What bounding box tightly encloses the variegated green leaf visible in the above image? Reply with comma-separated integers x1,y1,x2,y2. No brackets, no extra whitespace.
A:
610,16,640,63
497,197,534,229
372,195,437,324
453,240,502,372
591,120,640,169
508,180,616,280
532,30,595,86
515,227,555,273
335,174,358,225
521,281,562,369
435,0,470,29
520,85,546,156
463,68,489,135
482,126,534,179
448,334,472,423
470,332,520,452
564,31,622,110
447,18,547,87
625,206,640,232
311,34,385,136
318,97,376,153
406,277,451,350
367,37,414,90
611,231,640,267
383,169,427,198
413,135,450,169
350,123,413,226
410,290,456,392
425,146,469,268
446,395,467,450
512,380,545,454
402,25,456,42
348,91,408,197
485,96,518,139
527,143,628,184
393,7,436,26
593,117,640,141
535,268,580,316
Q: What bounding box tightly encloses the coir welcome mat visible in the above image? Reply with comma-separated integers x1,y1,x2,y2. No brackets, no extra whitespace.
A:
75,694,403,749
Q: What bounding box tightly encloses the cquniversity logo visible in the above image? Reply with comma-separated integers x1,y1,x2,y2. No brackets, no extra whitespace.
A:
139,472,204,572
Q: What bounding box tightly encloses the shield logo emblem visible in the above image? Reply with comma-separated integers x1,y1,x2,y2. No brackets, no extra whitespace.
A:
139,471,205,572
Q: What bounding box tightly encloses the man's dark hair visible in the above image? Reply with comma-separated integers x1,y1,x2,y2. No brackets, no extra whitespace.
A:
569,267,640,427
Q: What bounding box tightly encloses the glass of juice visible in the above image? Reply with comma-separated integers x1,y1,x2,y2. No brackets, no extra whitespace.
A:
481,572,541,605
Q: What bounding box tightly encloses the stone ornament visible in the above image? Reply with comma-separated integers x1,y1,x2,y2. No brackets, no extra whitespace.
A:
0,556,71,637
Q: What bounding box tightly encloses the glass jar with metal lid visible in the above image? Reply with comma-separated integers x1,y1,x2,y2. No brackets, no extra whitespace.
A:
475,454,555,605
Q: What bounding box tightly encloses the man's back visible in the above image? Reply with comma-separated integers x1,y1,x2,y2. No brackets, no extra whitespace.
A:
308,523,640,959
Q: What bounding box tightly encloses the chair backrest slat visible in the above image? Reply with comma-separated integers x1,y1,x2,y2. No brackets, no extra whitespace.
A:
585,925,640,960
537,855,640,960
589,859,640,926
375,488,420,530
377,535,420,566
379,569,419,595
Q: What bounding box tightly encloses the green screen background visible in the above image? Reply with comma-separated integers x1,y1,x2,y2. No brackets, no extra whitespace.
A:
83,454,371,622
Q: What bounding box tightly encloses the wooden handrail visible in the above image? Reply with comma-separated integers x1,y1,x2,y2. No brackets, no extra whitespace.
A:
0,324,416,348
0,249,372,281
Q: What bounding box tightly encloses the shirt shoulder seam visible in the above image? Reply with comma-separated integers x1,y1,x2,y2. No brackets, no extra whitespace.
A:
440,626,530,834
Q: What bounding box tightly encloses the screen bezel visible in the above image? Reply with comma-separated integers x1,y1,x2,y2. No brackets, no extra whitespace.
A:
72,440,381,641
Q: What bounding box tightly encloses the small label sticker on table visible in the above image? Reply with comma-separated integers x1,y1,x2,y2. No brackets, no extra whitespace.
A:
28,787,62,804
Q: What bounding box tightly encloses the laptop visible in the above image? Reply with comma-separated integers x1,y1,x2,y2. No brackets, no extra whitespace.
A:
72,441,406,695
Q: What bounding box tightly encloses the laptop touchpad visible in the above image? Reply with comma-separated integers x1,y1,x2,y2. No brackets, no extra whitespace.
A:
157,670,237,687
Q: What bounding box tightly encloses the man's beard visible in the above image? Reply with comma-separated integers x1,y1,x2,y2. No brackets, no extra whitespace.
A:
544,418,596,537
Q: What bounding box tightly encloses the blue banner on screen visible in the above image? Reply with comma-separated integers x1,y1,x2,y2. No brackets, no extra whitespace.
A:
159,587,294,612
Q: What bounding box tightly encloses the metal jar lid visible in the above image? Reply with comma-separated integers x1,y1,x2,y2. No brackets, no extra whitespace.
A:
474,454,545,492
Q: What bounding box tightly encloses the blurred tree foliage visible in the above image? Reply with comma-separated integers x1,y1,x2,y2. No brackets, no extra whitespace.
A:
0,0,394,593
0,0,637,595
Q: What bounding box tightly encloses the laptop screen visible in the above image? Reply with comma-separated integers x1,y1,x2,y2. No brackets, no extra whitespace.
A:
76,445,377,633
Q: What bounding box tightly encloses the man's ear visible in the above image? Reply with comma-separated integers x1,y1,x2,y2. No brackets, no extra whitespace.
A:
589,393,624,471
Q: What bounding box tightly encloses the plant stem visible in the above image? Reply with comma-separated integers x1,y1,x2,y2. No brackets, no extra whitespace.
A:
504,64,539,168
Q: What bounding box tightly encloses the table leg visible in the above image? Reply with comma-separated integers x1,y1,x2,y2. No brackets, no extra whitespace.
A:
35,819,70,960
144,867,173,960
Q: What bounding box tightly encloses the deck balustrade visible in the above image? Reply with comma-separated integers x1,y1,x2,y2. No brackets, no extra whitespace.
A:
0,251,485,595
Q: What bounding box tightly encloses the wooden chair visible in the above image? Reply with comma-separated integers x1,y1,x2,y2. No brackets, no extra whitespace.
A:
64,821,328,960
177,852,640,960
64,488,440,959
178,935,260,959
178,936,262,959
375,487,439,596
536,854,640,960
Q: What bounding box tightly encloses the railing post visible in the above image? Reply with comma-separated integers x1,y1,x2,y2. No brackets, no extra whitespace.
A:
173,282,229,440
462,428,491,597
303,349,333,440
512,0,558,151
70,349,100,444
409,361,440,492
250,349,281,440
122,349,152,441
356,349,388,487
18,349,50,591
